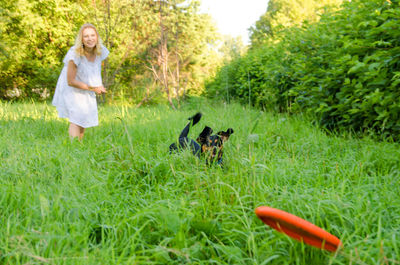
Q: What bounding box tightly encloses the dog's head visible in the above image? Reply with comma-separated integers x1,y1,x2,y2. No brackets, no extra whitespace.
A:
197,126,234,164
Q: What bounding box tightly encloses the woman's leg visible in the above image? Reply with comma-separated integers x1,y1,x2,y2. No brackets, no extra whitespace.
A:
69,123,85,140
79,126,85,140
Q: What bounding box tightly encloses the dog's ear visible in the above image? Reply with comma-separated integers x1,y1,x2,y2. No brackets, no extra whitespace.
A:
217,128,234,142
197,126,213,144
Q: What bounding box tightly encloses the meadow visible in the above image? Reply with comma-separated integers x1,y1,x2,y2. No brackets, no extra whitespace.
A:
0,99,399,264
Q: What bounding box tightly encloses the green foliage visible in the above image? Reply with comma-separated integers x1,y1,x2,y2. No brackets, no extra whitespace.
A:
207,0,400,140
249,0,342,46
206,36,298,112
1,100,399,264
217,35,248,63
0,0,219,103
0,0,88,99
290,0,400,139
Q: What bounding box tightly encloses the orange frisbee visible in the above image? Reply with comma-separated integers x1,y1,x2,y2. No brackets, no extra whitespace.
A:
255,206,342,252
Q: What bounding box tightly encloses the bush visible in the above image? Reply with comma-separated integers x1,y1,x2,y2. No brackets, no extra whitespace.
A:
206,0,400,140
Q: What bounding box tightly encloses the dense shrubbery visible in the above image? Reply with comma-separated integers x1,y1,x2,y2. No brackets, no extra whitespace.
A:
206,0,400,139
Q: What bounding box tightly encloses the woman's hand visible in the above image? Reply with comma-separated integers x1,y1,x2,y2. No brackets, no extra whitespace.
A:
91,86,107,94
67,61,107,95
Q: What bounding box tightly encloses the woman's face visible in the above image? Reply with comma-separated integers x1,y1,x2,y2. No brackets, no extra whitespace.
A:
82,27,98,49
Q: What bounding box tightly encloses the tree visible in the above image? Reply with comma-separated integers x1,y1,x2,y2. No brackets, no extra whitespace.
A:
218,35,247,63
208,0,400,139
0,0,88,99
249,0,343,46
0,0,220,104
140,0,218,105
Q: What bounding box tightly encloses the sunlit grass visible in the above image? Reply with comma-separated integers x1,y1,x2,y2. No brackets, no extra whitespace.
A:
0,99,399,264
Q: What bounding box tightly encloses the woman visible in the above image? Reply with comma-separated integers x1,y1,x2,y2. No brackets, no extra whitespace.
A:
52,23,109,140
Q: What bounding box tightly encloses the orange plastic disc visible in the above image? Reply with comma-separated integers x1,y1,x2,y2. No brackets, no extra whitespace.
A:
255,206,342,252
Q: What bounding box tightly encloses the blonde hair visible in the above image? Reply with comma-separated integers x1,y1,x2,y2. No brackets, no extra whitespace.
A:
74,23,103,56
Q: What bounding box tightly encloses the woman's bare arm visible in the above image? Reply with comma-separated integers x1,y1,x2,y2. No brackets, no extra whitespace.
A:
66,61,104,94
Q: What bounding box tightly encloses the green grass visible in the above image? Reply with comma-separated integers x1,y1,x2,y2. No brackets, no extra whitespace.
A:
0,98,399,264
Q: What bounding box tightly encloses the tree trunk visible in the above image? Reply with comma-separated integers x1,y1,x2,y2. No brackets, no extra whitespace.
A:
159,0,175,109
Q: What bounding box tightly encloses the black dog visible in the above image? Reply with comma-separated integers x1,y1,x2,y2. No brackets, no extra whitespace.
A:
169,112,234,164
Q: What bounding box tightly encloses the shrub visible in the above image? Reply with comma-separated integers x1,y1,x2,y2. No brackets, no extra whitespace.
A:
206,0,400,139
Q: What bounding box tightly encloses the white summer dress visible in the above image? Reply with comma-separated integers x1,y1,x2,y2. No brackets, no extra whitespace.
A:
52,45,109,128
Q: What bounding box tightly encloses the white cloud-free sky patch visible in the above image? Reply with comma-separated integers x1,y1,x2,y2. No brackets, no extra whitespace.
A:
199,0,270,44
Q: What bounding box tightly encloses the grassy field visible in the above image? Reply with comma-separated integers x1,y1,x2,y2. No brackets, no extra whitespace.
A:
0,98,399,264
